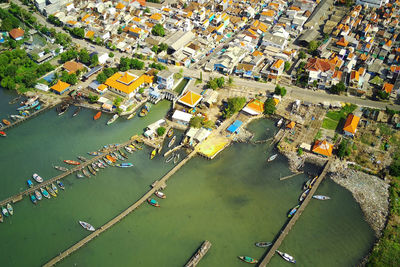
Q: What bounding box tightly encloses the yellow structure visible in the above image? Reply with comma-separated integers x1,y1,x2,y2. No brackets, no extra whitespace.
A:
105,72,153,98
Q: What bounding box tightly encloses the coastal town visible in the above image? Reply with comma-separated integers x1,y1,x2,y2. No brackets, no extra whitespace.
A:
0,0,400,266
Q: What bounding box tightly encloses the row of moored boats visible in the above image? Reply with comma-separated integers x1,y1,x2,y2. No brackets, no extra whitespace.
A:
0,203,14,223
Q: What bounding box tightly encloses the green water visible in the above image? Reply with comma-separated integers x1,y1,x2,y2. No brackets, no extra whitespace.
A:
0,89,375,266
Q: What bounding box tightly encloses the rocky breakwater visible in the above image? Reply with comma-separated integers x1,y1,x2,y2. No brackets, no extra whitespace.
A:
329,165,389,236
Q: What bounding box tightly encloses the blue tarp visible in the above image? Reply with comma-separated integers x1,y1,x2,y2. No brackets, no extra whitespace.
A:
43,73,55,83
227,120,243,133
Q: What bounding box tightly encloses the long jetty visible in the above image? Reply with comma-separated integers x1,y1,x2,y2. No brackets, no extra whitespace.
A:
43,150,197,266
1,104,53,132
258,159,332,266
0,138,140,207
184,240,212,267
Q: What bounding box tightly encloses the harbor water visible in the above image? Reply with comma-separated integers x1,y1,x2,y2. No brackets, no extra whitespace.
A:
0,89,375,266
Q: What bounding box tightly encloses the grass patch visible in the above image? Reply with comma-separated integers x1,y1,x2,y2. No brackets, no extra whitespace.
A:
174,78,189,94
314,129,322,140
322,118,339,130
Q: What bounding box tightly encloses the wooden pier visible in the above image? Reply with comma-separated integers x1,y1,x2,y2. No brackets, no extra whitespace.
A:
184,240,212,267
258,159,332,267
164,144,184,157
279,172,304,181
43,150,197,266
0,139,138,207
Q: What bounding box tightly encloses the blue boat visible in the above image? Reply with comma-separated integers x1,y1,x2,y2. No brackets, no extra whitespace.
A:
27,179,33,188
288,205,300,218
17,100,39,111
35,105,41,111
30,194,37,204
40,187,50,199
115,163,134,168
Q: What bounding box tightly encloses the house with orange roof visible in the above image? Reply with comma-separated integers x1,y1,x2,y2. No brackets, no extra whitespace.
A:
349,70,361,88
63,61,84,74
105,72,153,99
286,121,296,129
51,80,71,95
65,20,79,28
149,13,164,24
336,37,349,47
85,30,95,40
343,114,360,137
312,140,333,157
260,9,276,23
269,59,284,80
242,99,264,115
9,28,24,40
178,91,203,108
383,82,394,94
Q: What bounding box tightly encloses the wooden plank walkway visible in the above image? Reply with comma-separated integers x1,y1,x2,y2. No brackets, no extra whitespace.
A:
0,139,138,207
43,150,197,267
279,172,304,181
258,159,332,266
184,240,212,267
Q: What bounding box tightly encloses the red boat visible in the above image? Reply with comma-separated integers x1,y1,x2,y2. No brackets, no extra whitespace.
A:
64,160,81,165
2,119,10,126
106,155,117,163
0,131,6,137
94,111,101,120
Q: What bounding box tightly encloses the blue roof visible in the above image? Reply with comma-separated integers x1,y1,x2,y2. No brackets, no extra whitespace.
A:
227,120,243,133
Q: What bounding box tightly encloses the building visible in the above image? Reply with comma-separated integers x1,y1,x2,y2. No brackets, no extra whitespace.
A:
356,0,388,8
312,140,333,157
50,80,70,95
105,72,153,99
343,114,360,137
156,70,174,89
305,58,335,89
164,30,195,54
63,61,84,74
227,120,243,134
172,110,193,126
178,91,202,108
242,99,264,115
9,28,24,41
261,32,287,50
269,59,285,79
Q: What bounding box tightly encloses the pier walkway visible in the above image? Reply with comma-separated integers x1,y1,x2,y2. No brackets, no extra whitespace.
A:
184,240,212,267
258,159,332,266
0,139,139,207
43,150,197,266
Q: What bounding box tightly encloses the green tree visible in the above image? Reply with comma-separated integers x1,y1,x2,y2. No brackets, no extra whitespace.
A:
66,73,77,85
338,140,351,159
298,50,306,59
297,147,303,156
109,52,114,58
96,72,107,84
1,76,16,90
284,61,291,72
274,85,287,97
71,27,85,38
330,81,347,94
378,90,390,100
189,116,204,128
264,98,276,115
113,96,123,107
308,40,319,53
157,126,166,136
313,80,318,88
144,7,150,13
159,43,168,52
130,58,144,70
208,79,218,89
151,24,165,37
88,93,99,103
90,53,99,66
79,49,90,65
216,77,225,88
151,45,159,54
200,71,203,82
222,97,246,119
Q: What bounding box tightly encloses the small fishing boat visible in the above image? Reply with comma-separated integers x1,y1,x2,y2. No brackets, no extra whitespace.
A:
94,111,102,120
119,150,128,159
299,188,310,202
106,154,116,163
125,146,134,153
113,152,124,161
88,151,101,156
9,96,21,104
238,256,258,264
0,131,6,137
150,148,157,160
2,206,9,217
91,162,100,172
88,165,96,176
155,191,166,199
255,242,273,248
40,187,50,199
82,168,90,178
167,128,173,138
72,107,81,117
107,114,119,125
168,135,176,148
51,183,58,194
129,144,137,151
10,114,24,120
35,105,41,111
54,166,68,172
57,180,65,190
21,96,38,106
64,160,80,165
134,143,143,150
103,157,113,166
78,156,87,162
139,108,148,117
7,203,13,216
126,112,136,120
57,103,69,115
147,198,160,207
277,118,283,127
34,190,42,201
27,179,34,188
99,159,108,167
76,171,84,178
30,194,37,205
303,178,312,190
79,221,95,232
32,173,43,183
309,176,318,188
313,195,330,200
20,110,30,116
17,100,39,111
165,154,174,163
173,153,180,164
46,186,57,197
115,163,134,168
2,119,11,126
288,204,300,218
97,161,105,169
276,250,296,264
267,154,278,162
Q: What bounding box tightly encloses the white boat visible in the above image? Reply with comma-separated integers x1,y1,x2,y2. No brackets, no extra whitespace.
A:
267,154,278,162
277,118,283,127
126,112,136,120
107,114,119,125
79,221,95,231
313,195,331,200
299,188,310,202
276,250,296,264
32,173,43,183
173,153,180,164
168,135,176,148
10,115,24,120
155,191,166,199
165,153,174,163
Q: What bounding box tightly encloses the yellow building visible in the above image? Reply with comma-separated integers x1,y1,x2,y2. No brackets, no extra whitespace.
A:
105,72,153,98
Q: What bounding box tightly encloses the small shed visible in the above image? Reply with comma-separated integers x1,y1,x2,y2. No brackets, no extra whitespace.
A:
172,110,192,126
227,120,243,134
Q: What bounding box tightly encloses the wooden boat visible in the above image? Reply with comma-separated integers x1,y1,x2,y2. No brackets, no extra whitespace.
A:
276,250,296,264
51,183,58,194
165,154,174,163
126,112,136,120
129,144,137,151
97,161,106,169
76,171,84,178
313,195,330,200
103,157,113,166
0,131,6,137
79,221,95,231
167,128,173,138
113,151,124,161
9,96,21,104
173,153,180,164
255,242,273,248
107,114,119,125
54,165,68,172
46,186,57,197
21,96,38,106
168,135,176,148
147,198,160,207
155,191,166,199
2,206,9,217
303,178,312,190
94,111,102,120
119,150,128,159
88,165,96,176
309,176,318,188
106,155,117,163
2,119,11,126
27,179,33,188
82,168,90,178
17,100,39,111
91,162,100,172
10,114,24,120
150,148,157,160
267,154,278,162
34,190,42,201
57,180,65,190
7,203,13,216
99,159,108,167
139,108,148,117
124,146,134,153
30,194,37,205
238,256,258,264
40,187,50,199
299,188,310,202
32,173,43,183
288,204,300,218
115,163,133,168
72,107,81,117
78,156,87,162
88,151,101,156
35,105,41,111
0,213,2,222
57,103,69,115
64,160,80,165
